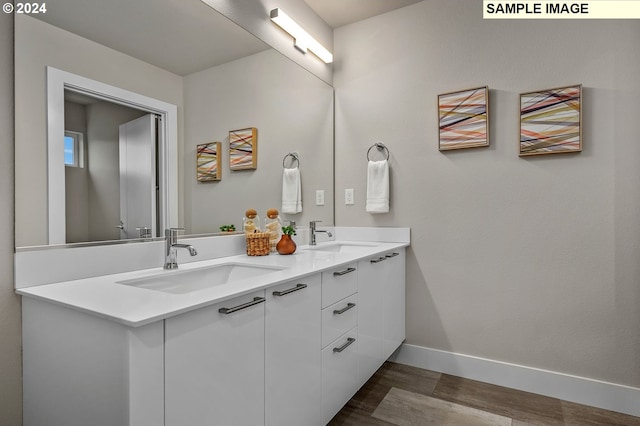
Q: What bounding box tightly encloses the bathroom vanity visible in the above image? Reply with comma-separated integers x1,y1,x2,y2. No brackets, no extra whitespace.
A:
17,231,408,426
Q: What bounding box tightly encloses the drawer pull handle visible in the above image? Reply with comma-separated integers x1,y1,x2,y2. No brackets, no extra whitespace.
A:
218,297,265,314
385,252,400,258
333,302,356,315
370,257,386,263
273,283,307,297
333,337,356,353
333,267,356,276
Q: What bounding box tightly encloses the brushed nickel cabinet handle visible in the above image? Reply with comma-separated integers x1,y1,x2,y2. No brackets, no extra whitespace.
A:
333,267,356,276
333,302,356,315
385,252,400,258
272,283,307,297
333,337,356,353
218,297,265,314
370,257,386,263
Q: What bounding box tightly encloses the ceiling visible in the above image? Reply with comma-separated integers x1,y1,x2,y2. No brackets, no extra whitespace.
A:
304,0,423,28
30,0,422,76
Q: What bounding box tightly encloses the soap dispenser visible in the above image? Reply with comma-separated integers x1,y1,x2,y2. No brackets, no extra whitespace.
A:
264,208,282,252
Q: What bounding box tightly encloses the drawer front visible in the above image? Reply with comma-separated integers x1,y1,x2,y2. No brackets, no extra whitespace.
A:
322,294,357,349
321,327,358,425
321,263,357,308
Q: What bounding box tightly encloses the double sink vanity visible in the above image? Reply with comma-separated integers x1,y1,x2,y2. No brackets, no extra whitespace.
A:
17,227,409,426
13,3,407,425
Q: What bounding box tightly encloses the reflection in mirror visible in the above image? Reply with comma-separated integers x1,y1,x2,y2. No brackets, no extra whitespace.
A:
14,0,334,249
63,91,156,243
65,90,148,242
45,66,179,245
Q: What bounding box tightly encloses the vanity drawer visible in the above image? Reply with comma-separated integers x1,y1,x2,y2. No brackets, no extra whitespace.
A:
322,294,357,349
321,327,358,425
321,263,357,308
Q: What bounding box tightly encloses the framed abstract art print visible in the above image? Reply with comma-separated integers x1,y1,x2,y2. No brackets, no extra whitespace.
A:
520,84,582,156
438,86,489,151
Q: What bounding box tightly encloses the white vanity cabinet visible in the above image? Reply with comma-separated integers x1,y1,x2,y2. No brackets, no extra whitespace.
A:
19,241,407,426
164,290,266,426
357,248,406,386
265,274,322,426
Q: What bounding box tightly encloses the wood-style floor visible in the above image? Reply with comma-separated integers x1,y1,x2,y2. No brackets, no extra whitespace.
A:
329,362,640,425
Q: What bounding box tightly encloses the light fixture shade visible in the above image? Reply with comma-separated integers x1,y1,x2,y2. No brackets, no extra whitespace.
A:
270,8,333,64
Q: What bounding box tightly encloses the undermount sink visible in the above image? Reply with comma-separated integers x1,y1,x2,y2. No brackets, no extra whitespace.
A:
117,263,284,294
306,243,377,253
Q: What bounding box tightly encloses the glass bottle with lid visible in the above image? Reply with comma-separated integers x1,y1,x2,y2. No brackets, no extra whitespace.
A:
264,208,282,252
243,208,261,234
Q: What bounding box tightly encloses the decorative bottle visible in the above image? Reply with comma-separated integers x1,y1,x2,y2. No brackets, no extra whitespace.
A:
243,209,261,234
264,208,282,252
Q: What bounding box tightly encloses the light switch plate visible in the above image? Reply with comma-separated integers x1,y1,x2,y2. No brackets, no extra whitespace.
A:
315,190,325,206
345,189,354,205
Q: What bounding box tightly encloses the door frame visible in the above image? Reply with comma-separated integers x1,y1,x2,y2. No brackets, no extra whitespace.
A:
46,66,178,244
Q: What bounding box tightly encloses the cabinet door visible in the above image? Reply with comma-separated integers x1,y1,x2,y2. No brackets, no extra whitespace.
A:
357,256,387,386
265,275,322,426
165,290,265,426
383,249,406,357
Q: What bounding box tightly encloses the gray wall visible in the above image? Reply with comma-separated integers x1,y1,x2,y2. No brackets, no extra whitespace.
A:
0,13,22,426
334,1,640,387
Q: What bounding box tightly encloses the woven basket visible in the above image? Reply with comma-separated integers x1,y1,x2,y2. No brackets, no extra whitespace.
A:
245,232,270,256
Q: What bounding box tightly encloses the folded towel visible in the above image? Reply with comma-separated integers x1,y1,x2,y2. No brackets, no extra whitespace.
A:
282,167,302,214
366,160,389,213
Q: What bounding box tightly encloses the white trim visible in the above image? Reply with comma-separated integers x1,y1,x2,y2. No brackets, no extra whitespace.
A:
46,66,178,244
390,343,640,418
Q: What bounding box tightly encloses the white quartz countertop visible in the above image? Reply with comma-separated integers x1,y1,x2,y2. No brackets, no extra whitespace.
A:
16,241,408,327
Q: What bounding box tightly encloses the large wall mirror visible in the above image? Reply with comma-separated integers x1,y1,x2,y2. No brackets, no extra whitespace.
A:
14,0,334,248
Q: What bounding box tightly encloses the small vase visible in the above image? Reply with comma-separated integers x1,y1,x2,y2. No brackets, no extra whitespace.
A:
276,234,297,255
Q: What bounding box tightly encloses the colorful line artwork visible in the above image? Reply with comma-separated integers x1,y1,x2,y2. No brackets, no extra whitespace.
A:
520,85,582,156
229,127,258,170
196,142,221,182
439,86,489,151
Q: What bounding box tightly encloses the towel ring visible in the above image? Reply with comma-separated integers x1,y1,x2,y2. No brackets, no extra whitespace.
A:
367,142,390,161
283,152,300,169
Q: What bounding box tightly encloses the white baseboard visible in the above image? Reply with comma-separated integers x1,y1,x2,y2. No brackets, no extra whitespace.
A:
389,343,640,418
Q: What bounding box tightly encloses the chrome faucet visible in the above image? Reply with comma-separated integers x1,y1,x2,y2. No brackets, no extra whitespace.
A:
309,220,332,246
164,228,198,270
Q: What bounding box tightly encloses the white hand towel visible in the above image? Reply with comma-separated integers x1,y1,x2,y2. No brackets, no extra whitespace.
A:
282,167,302,214
366,160,389,213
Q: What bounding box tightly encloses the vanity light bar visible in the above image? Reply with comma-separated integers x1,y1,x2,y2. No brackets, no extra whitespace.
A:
270,8,333,64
